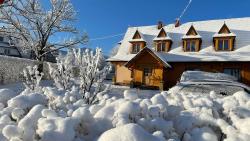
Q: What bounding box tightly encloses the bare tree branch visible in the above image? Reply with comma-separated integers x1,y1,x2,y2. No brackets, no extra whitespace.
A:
0,0,88,62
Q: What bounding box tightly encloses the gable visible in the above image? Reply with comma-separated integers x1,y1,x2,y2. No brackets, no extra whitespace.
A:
218,23,231,34
132,30,142,39
186,25,198,36
157,28,167,38
125,48,170,68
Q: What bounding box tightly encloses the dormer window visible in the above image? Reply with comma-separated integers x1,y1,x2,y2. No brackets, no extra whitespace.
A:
153,28,172,52
218,39,229,51
213,23,236,51
132,43,141,54
156,42,166,52
186,40,197,52
129,30,146,54
182,25,202,52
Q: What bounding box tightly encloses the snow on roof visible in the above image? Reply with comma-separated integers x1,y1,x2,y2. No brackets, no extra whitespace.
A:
153,36,172,41
129,30,146,42
109,17,250,62
182,35,202,39
213,33,236,37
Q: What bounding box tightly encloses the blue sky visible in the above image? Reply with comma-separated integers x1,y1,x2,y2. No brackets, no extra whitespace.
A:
55,0,250,55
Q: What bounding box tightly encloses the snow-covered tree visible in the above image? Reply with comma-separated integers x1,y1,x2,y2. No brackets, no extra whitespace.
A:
22,65,43,91
0,0,88,71
48,50,75,90
74,48,112,104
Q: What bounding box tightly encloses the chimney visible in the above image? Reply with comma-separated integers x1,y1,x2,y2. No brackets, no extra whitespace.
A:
157,21,164,29
175,19,181,27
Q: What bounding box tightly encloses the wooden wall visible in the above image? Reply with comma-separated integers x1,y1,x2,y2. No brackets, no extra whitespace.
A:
128,51,164,87
164,62,250,89
112,61,132,85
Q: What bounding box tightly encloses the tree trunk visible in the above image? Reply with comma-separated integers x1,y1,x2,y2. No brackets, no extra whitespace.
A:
37,50,45,73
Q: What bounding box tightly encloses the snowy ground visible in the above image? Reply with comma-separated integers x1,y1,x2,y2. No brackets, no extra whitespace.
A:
0,81,249,141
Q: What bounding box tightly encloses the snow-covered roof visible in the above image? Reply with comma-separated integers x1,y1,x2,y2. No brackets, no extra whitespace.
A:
108,17,250,62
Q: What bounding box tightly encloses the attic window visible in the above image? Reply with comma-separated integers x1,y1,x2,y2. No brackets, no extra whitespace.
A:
213,23,236,51
131,43,141,54
154,28,172,52
156,42,166,52
186,40,197,52
182,25,201,52
218,39,229,50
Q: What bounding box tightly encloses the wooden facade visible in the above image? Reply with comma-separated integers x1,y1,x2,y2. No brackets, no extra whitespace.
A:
163,62,250,88
109,19,250,90
111,47,250,90
112,61,132,85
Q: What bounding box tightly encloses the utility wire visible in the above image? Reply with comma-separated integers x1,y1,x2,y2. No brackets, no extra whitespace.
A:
178,0,193,20
89,0,193,42
89,33,125,41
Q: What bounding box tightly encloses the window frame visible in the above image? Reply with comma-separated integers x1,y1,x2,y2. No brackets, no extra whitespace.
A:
157,42,166,52
0,37,3,42
185,40,197,52
132,43,141,54
218,39,230,51
143,68,153,77
223,68,241,81
4,49,10,55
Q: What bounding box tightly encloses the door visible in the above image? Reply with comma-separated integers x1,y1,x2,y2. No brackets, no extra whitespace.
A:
143,68,152,86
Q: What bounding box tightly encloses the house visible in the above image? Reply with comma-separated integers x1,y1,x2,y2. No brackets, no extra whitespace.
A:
0,35,22,58
107,17,250,90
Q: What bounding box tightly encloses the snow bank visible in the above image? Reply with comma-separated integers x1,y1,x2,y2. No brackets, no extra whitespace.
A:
8,93,47,109
0,84,249,141
0,89,18,105
98,123,161,141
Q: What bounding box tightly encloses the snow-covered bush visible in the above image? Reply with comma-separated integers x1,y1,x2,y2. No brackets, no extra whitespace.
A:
48,50,75,90
0,74,250,141
73,48,112,104
22,65,43,91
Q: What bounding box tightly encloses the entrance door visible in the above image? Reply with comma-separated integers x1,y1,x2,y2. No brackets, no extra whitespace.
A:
143,68,152,86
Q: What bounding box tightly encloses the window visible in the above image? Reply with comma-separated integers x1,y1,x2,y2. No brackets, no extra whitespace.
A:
186,40,196,52
144,68,152,76
157,42,166,52
0,37,3,42
132,43,141,54
223,68,241,80
185,68,201,71
218,39,230,51
4,49,10,55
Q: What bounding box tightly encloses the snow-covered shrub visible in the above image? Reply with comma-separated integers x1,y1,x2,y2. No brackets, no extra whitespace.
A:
0,89,18,106
97,123,162,141
22,65,44,91
73,48,112,104
48,50,75,90
0,77,250,141
7,93,47,110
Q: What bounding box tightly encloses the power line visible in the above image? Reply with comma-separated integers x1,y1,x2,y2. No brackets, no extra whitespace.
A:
89,33,125,41
178,0,193,20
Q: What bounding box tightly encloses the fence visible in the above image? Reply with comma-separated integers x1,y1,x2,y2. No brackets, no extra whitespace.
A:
0,55,52,85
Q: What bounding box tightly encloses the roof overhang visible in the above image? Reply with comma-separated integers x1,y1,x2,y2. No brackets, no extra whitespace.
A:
124,47,171,68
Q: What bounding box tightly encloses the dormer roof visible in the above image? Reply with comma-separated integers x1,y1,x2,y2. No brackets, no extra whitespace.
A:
182,25,201,39
108,17,250,62
153,28,172,41
213,23,236,37
129,30,145,42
